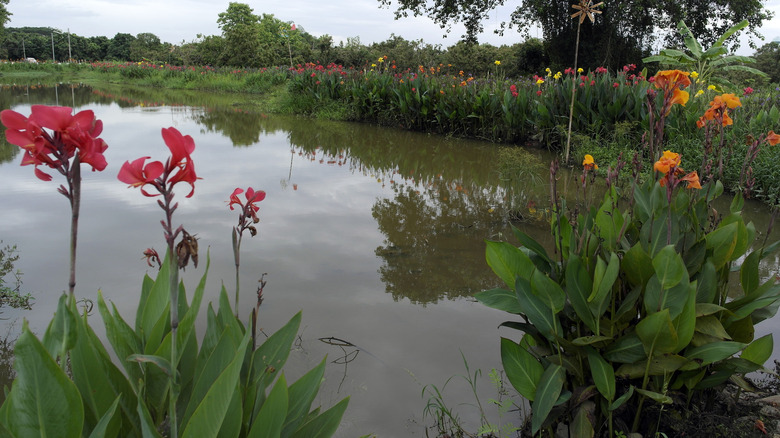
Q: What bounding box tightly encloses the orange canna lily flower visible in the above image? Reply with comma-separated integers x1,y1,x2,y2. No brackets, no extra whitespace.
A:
720,93,741,109
766,130,779,145
582,154,598,170
652,70,691,91
679,171,702,189
670,88,690,107
654,150,681,175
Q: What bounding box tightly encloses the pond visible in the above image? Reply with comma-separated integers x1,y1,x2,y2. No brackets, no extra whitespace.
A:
0,82,778,437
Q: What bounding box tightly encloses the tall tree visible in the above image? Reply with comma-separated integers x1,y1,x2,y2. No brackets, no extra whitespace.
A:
107,32,136,60
217,2,261,67
379,0,773,69
0,0,11,57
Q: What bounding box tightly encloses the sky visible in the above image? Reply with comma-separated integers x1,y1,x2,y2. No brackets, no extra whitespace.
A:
6,0,780,55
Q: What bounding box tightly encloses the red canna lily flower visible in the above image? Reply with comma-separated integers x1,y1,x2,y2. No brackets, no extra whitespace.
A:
118,157,164,197
679,170,702,189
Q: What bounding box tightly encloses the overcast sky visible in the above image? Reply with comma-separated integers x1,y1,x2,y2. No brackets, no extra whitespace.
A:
6,0,780,55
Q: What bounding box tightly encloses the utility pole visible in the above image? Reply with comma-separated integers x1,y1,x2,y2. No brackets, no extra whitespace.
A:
67,28,72,62
22,39,26,59
51,32,55,62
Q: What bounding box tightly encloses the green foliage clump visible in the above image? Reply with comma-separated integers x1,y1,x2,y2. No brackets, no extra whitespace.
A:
0,242,31,310
0,256,348,437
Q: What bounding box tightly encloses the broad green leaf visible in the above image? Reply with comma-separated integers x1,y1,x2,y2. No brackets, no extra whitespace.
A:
714,19,749,47
586,348,615,401
248,375,288,438
740,250,761,296
695,261,718,303
289,397,349,438
685,341,746,366
42,293,78,361
741,334,773,366
609,386,634,411
636,309,678,355
589,252,619,318
139,252,172,341
695,315,731,340
530,269,565,313
136,398,162,438
570,403,594,438
184,324,243,428
501,337,543,401
474,288,523,314
516,277,561,340
512,226,552,266
572,336,613,346
531,365,565,436
128,354,174,378
594,187,624,250
565,256,597,333
181,330,250,438
604,333,646,364
616,355,693,378
672,282,697,352
281,359,329,437
97,292,143,387
71,309,137,437
695,303,726,317
652,245,685,289
635,388,672,404
4,322,83,438
705,222,738,269
88,396,121,438
253,312,302,391
485,240,534,289
677,21,703,59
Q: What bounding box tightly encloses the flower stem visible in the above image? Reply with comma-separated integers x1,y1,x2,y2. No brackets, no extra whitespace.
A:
564,20,582,164
68,155,81,297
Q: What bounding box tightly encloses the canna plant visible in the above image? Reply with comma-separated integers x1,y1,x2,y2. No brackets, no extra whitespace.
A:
476,75,780,436
0,107,348,438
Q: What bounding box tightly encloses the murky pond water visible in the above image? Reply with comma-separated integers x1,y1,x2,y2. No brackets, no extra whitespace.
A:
0,82,778,436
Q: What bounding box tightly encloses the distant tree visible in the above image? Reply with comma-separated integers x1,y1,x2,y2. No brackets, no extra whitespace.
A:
753,41,780,83
86,36,110,60
130,32,164,61
369,34,444,69
107,32,136,61
514,38,550,76
217,2,261,67
0,0,9,56
314,34,334,64
380,0,774,70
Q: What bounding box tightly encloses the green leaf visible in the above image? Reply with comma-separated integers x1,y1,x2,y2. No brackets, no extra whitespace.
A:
4,322,83,438
677,21,703,59
740,250,760,296
652,245,686,289
531,365,565,436
42,294,77,361
253,312,301,391
636,309,678,355
587,348,615,401
516,277,561,340
474,288,523,314
705,222,738,269
485,241,534,289
531,269,565,313
609,386,634,411
290,397,349,438
685,341,746,366
570,403,594,438
181,330,250,438
128,354,174,378
501,337,543,401
635,388,672,404
512,226,552,266
605,333,646,364
88,396,121,438
565,256,597,333
139,252,172,341
248,375,288,438
741,334,773,366
136,398,162,438
282,359,328,437
589,252,619,318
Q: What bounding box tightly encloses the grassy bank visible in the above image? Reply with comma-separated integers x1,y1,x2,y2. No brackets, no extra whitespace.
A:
2,60,780,205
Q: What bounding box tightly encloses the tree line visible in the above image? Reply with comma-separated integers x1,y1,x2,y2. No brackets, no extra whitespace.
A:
1,1,779,82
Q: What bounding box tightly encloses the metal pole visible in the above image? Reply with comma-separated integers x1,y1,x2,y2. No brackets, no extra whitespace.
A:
51,32,55,62
22,39,26,59
67,28,72,61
